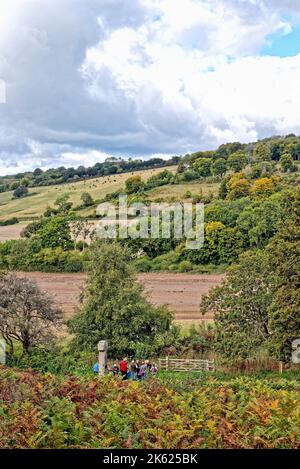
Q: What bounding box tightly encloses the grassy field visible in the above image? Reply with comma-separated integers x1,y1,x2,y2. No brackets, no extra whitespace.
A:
147,181,220,201
0,166,177,221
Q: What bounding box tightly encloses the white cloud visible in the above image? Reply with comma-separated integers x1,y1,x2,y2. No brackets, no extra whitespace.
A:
0,0,300,174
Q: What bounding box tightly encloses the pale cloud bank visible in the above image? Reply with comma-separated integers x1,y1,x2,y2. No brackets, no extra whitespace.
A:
0,0,300,174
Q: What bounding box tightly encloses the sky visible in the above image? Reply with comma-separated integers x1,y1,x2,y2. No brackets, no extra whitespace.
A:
1,0,300,175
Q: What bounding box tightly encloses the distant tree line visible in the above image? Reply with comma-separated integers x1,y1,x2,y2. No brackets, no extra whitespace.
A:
0,155,180,194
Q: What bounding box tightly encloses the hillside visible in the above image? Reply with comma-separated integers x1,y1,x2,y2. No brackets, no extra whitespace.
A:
0,165,177,221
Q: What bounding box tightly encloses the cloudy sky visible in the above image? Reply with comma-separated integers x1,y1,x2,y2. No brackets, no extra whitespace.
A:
1,0,300,175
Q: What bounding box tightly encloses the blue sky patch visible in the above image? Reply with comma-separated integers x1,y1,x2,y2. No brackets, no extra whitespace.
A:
261,24,300,57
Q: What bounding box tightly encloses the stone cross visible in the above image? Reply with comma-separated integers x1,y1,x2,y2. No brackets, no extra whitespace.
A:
97,340,108,377
292,339,300,364
0,340,5,365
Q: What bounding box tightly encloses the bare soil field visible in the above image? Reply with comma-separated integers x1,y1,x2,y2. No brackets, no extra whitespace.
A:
17,272,224,324
0,224,27,242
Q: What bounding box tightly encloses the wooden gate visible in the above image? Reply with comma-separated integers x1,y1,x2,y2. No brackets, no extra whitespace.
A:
159,357,215,372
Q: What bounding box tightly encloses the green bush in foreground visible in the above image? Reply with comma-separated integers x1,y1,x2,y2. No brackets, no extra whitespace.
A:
0,366,299,449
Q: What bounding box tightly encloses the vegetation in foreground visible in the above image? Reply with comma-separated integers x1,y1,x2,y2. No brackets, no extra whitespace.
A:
0,365,299,449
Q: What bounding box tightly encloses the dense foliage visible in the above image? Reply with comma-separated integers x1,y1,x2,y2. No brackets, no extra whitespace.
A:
0,366,299,449
200,187,300,362
68,242,174,357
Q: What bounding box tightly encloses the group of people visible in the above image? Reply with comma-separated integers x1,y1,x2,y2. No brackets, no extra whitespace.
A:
116,358,158,380
94,358,158,380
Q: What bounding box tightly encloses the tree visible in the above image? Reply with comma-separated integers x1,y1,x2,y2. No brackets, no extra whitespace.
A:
193,158,212,177
33,168,43,177
200,250,274,360
125,176,144,194
81,192,94,207
280,152,295,172
253,142,272,162
68,241,173,357
81,220,93,250
250,177,276,198
266,188,300,362
227,174,251,200
250,163,262,179
0,274,62,355
215,142,244,159
227,151,247,172
36,216,73,250
219,176,230,199
21,220,44,239
205,221,226,264
211,158,227,177
54,193,73,214
13,185,28,199
70,218,84,251
236,195,283,248
20,177,30,187
10,181,20,191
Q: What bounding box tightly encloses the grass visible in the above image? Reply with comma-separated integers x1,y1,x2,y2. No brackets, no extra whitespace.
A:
0,166,177,221
147,181,219,201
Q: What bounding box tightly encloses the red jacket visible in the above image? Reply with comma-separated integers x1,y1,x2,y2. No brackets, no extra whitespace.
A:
120,360,127,373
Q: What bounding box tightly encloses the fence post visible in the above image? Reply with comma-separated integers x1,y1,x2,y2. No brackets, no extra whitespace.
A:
278,361,283,374
166,356,169,371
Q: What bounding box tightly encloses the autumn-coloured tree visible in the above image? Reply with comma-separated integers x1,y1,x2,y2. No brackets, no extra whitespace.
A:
125,175,144,194
250,177,276,198
227,173,251,200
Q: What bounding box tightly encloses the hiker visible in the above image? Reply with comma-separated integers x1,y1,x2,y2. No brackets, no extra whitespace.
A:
112,363,119,376
136,361,141,380
119,358,128,380
150,363,158,376
140,361,147,380
131,360,138,381
145,359,152,372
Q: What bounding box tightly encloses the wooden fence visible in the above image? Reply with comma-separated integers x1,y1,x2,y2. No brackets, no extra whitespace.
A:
159,357,215,373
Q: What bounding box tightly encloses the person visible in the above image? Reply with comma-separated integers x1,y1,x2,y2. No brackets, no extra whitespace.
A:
112,363,119,376
150,363,158,376
93,362,99,373
131,360,138,381
136,361,141,380
140,361,147,380
146,359,152,372
119,358,128,380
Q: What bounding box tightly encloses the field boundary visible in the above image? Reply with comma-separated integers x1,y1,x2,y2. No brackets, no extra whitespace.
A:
159,357,215,372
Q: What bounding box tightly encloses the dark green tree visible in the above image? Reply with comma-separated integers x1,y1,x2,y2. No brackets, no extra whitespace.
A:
68,242,173,357
35,216,73,250
81,192,94,207
54,193,73,214
211,158,227,177
227,151,247,172
201,250,274,360
13,185,28,199
267,188,300,361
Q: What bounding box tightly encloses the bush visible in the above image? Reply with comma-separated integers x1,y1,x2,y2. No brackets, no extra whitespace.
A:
0,217,19,226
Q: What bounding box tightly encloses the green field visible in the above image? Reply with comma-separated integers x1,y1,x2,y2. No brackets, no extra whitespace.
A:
147,181,219,201
0,166,178,221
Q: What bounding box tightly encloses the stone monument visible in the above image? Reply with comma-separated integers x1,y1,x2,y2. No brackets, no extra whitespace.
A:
97,340,108,377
